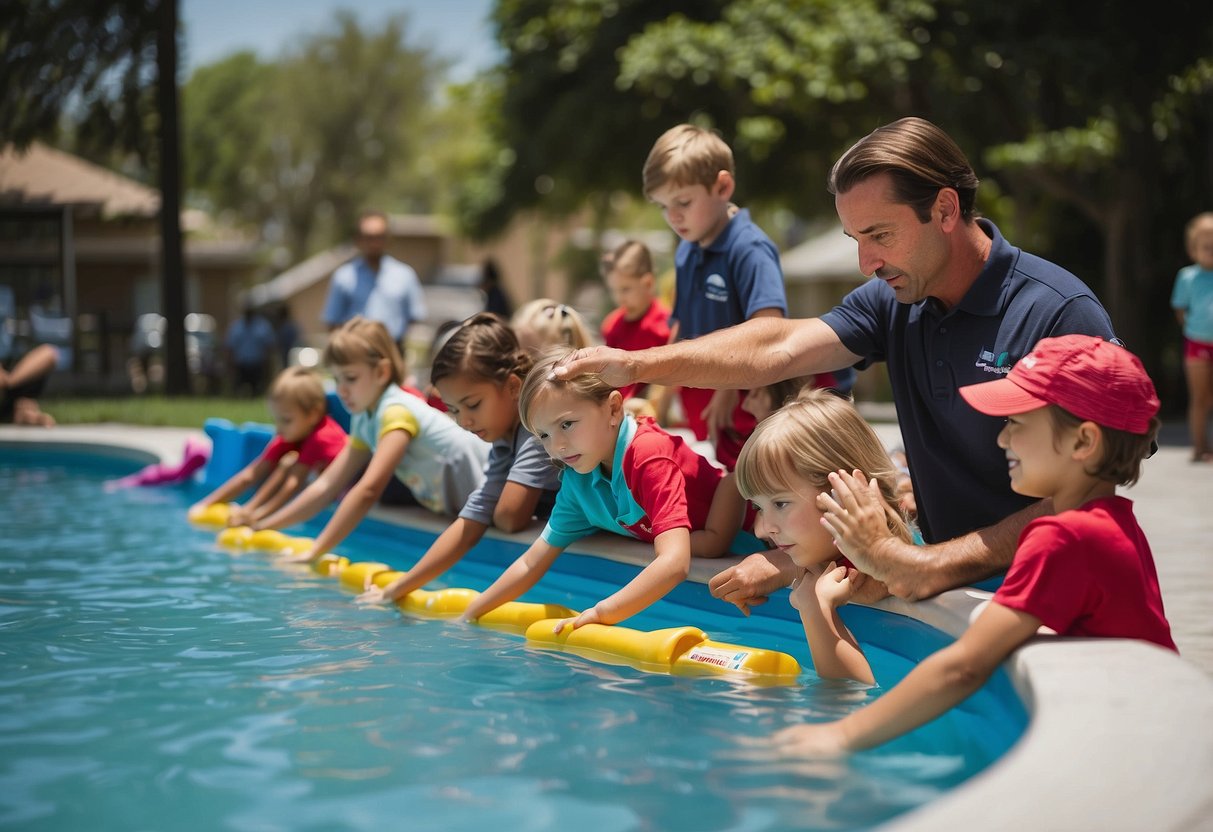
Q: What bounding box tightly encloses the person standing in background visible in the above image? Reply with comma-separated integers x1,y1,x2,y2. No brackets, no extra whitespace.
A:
322,210,427,353
1171,212,1213,463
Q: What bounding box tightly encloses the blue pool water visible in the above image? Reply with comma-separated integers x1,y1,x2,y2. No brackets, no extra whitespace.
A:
0,448,1025,831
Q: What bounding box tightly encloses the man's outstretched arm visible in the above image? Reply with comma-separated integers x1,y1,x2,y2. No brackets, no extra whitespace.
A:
553,317,859,391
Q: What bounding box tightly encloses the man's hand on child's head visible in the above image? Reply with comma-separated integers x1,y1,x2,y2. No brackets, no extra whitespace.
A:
549,346,636,389
818,470,895,562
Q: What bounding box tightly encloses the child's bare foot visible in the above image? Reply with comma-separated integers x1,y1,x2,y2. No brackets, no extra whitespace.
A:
1191,451,1213,464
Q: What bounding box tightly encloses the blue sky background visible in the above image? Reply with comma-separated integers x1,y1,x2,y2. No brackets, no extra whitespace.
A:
181,0,499,81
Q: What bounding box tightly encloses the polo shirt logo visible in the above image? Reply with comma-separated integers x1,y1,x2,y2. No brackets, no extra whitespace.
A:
705,273,729,303
975,346,1015,374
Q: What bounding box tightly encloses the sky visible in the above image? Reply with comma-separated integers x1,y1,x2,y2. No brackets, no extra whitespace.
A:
181,0,499,81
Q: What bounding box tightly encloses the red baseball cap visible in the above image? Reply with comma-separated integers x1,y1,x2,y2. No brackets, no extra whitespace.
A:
958,335,1159,434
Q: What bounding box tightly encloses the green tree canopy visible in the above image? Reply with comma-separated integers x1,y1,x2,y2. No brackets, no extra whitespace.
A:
182,11,447,260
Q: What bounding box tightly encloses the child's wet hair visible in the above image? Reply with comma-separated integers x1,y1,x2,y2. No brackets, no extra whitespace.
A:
518,347,616,437
735,388,912,543
269,366,328,414
322,316,405,384
430,312,533,387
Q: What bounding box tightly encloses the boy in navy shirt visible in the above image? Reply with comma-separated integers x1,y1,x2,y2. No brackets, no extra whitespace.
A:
642,124,787,469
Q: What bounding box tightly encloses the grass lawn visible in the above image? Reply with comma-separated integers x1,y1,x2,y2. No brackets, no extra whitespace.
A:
41,396,272,429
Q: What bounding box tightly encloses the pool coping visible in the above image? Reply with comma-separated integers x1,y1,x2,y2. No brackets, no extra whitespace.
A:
4,424,1212,831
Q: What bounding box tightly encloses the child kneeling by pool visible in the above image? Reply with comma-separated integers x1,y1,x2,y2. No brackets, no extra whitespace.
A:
253,317,490,563
770,335,1176,756
356,314,562,605
734,388,900,685
460,347,760,632
190,366,346,527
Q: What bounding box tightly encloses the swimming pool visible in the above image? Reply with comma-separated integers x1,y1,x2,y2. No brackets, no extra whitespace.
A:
1,446,1026,831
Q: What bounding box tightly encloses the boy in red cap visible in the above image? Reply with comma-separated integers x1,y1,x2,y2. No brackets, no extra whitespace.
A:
761,334,1176,756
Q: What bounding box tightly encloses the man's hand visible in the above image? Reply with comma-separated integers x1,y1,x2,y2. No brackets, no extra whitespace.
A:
708,549,796,616
817,470,897,566
550,346,637,389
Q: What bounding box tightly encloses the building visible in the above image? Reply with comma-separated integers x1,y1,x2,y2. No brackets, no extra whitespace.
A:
0,142,261,391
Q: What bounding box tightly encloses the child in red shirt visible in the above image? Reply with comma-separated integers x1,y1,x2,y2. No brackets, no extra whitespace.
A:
190,367,346,527
769,335,1174,757
599,240,671,402
461,348,761,633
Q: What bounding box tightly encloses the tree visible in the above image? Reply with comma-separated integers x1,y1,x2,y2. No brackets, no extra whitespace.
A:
1,0,191,394
181,12,447,261
476,0,1213,387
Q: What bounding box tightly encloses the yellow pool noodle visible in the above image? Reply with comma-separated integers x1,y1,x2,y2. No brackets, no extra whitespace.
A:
338,561,391,592
312,553,350,576
188,502,230,529
524,620,801,681
216,525,254,549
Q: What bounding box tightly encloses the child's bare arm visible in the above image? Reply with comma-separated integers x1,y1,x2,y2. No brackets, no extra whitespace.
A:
461,538,565,621
793,563,874,685
772,602,1041,756
255,443,362,536
491,481,547,535
555,527,691,632
287,431,409,563
691,472,746,558
245,461,311,525
358,517,488,604
192,456,272,514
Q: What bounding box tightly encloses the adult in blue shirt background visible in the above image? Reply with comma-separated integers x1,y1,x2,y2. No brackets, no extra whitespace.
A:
322,210,427,350
556,117,1118,606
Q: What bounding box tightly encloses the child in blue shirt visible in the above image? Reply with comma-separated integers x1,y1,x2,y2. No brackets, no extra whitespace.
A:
1171,211,1213,462
642,124,788,469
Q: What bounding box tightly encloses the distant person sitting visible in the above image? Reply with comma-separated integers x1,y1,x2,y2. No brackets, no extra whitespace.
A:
225,304,276,397
0,286,58,427
322,210,428,352
480,257,513,318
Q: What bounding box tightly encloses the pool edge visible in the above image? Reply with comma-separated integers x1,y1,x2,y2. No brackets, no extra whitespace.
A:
5,424,1212,831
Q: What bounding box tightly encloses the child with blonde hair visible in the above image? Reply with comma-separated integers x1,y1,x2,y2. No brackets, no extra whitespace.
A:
511,298,594,357
771,336,1174,756
599,240,671,402
1171,211,1213,462
734,389,900,683
190,366,346,527
253,317,490,563
357,313,561,605
460,348,760,632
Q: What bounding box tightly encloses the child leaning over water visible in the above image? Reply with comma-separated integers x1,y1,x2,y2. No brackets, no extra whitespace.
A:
734,389,899,684
460,348,761,632
253,317,490,563
190,366,346,527
769,335,1175,756
357,314,561,605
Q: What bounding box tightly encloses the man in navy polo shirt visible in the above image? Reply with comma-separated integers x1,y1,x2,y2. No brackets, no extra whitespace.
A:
554,117,1117,604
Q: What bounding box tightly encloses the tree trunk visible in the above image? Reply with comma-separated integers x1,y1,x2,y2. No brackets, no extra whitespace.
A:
157,0,188,395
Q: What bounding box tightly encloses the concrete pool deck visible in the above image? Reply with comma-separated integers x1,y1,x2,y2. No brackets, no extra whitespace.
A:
3,422,1212,831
